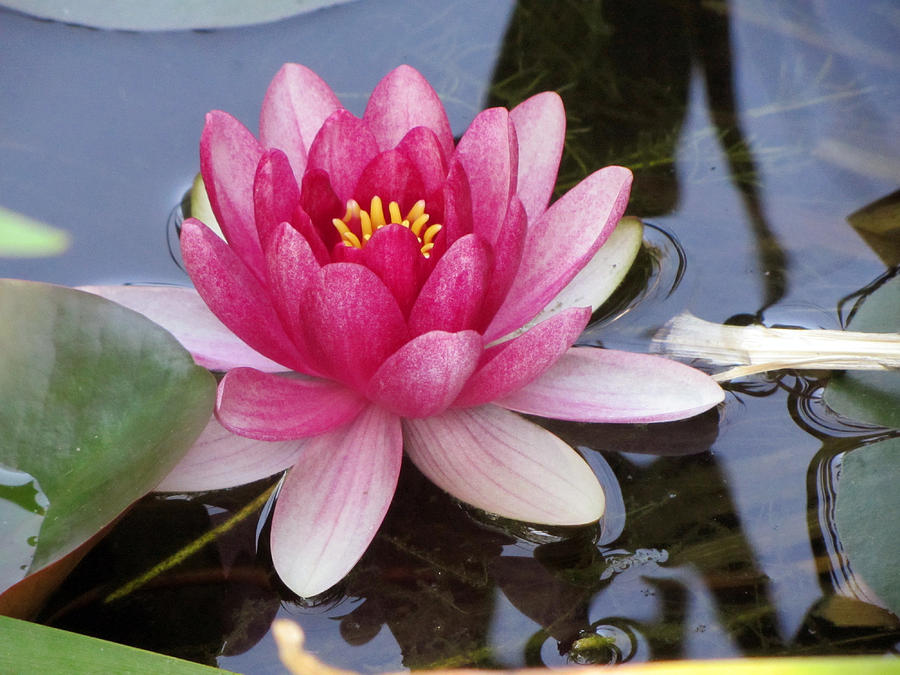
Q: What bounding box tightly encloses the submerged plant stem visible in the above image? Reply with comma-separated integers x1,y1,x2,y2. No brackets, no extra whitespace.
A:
104,483,276,603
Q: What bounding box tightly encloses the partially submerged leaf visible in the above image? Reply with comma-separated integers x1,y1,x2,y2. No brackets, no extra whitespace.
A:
0,615,231,674
0,0,357,31
0,206,69,257
824,275,900,428
835,438,900,617
848,189,900,266
0,280,215,595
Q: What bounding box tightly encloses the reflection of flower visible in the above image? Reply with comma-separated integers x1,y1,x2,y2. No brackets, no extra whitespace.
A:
97,65,723,597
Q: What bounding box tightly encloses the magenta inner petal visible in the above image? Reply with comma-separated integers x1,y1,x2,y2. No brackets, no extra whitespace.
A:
366,329,482,418
306,109,379,203
453,306,590,408
363,64,455,158
495,347,725,423
270,404,402,597
478,196,527,327
181,219,306,372
408,234,493,337
395,126,449,197
200,110,266,282
216,367,368,440
300,262,410,390
253,148,300,251
299,168,344,251
353,150,426,214
360,224,429,318
440,160,474,250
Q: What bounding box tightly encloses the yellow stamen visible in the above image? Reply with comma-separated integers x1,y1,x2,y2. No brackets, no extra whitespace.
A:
360,211,373,240
422,223,442,245
331,195,442,257
410,213,430,236
406,200,426,223
388,201,403,225
370,196,385,228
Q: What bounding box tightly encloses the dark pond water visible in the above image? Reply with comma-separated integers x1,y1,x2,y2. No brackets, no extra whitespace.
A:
2,0,899,671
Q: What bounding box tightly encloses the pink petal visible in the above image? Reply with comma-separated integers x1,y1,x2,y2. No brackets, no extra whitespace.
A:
363,64,454,158
79,285,285,373
200,111,266,281
360,224,429,317
306,110,379,203
496,347,725,423
366,330,481,417
155,415,305,492
485,166,633,342
270,404,402,597
525,215,644,329
440,159,474,248
453,307,590,408
216,367,368,441
353,149,425,213
510,92,566,222
253,149,301,251
403,405,605,525
478,196,526,326
453,107,518,247
264,222,321,359
181,219,306,371
395,126,448,196
259,63,342,180
300,263,409,389
408,233,493,336
299,168,344,250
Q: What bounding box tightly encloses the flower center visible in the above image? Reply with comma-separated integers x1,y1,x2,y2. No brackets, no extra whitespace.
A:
332,196,442,258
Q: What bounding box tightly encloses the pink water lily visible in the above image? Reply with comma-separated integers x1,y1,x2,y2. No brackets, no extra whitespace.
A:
89,64,723,597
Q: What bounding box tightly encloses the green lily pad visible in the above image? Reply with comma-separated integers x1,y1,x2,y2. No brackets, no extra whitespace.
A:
0,0,356,31
0,615,232,674
0,206,69,258
0,280,215,593
835,437,900,618
824,275,900,429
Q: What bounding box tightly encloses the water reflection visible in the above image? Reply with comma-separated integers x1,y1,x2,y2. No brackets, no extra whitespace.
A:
488,0,787,314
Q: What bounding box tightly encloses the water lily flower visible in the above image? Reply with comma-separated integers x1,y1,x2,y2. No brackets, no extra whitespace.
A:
87,64,723,597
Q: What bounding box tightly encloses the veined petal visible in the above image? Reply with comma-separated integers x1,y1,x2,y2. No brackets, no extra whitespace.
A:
216,368,368,440
306,110,379,203
510,91,566,222
200,111,266,281
363,65,454,158
181,219,307,371
301,263,409,389
403,405,605,525
271,404,402,597
485,166,632,342
79,285,284,373
496,347,725,423
155,415,305,492
454,307,590,408
253,148,301,251
453,107,518,247
367,330,481,418
260,63,342,180
408,233,492,336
